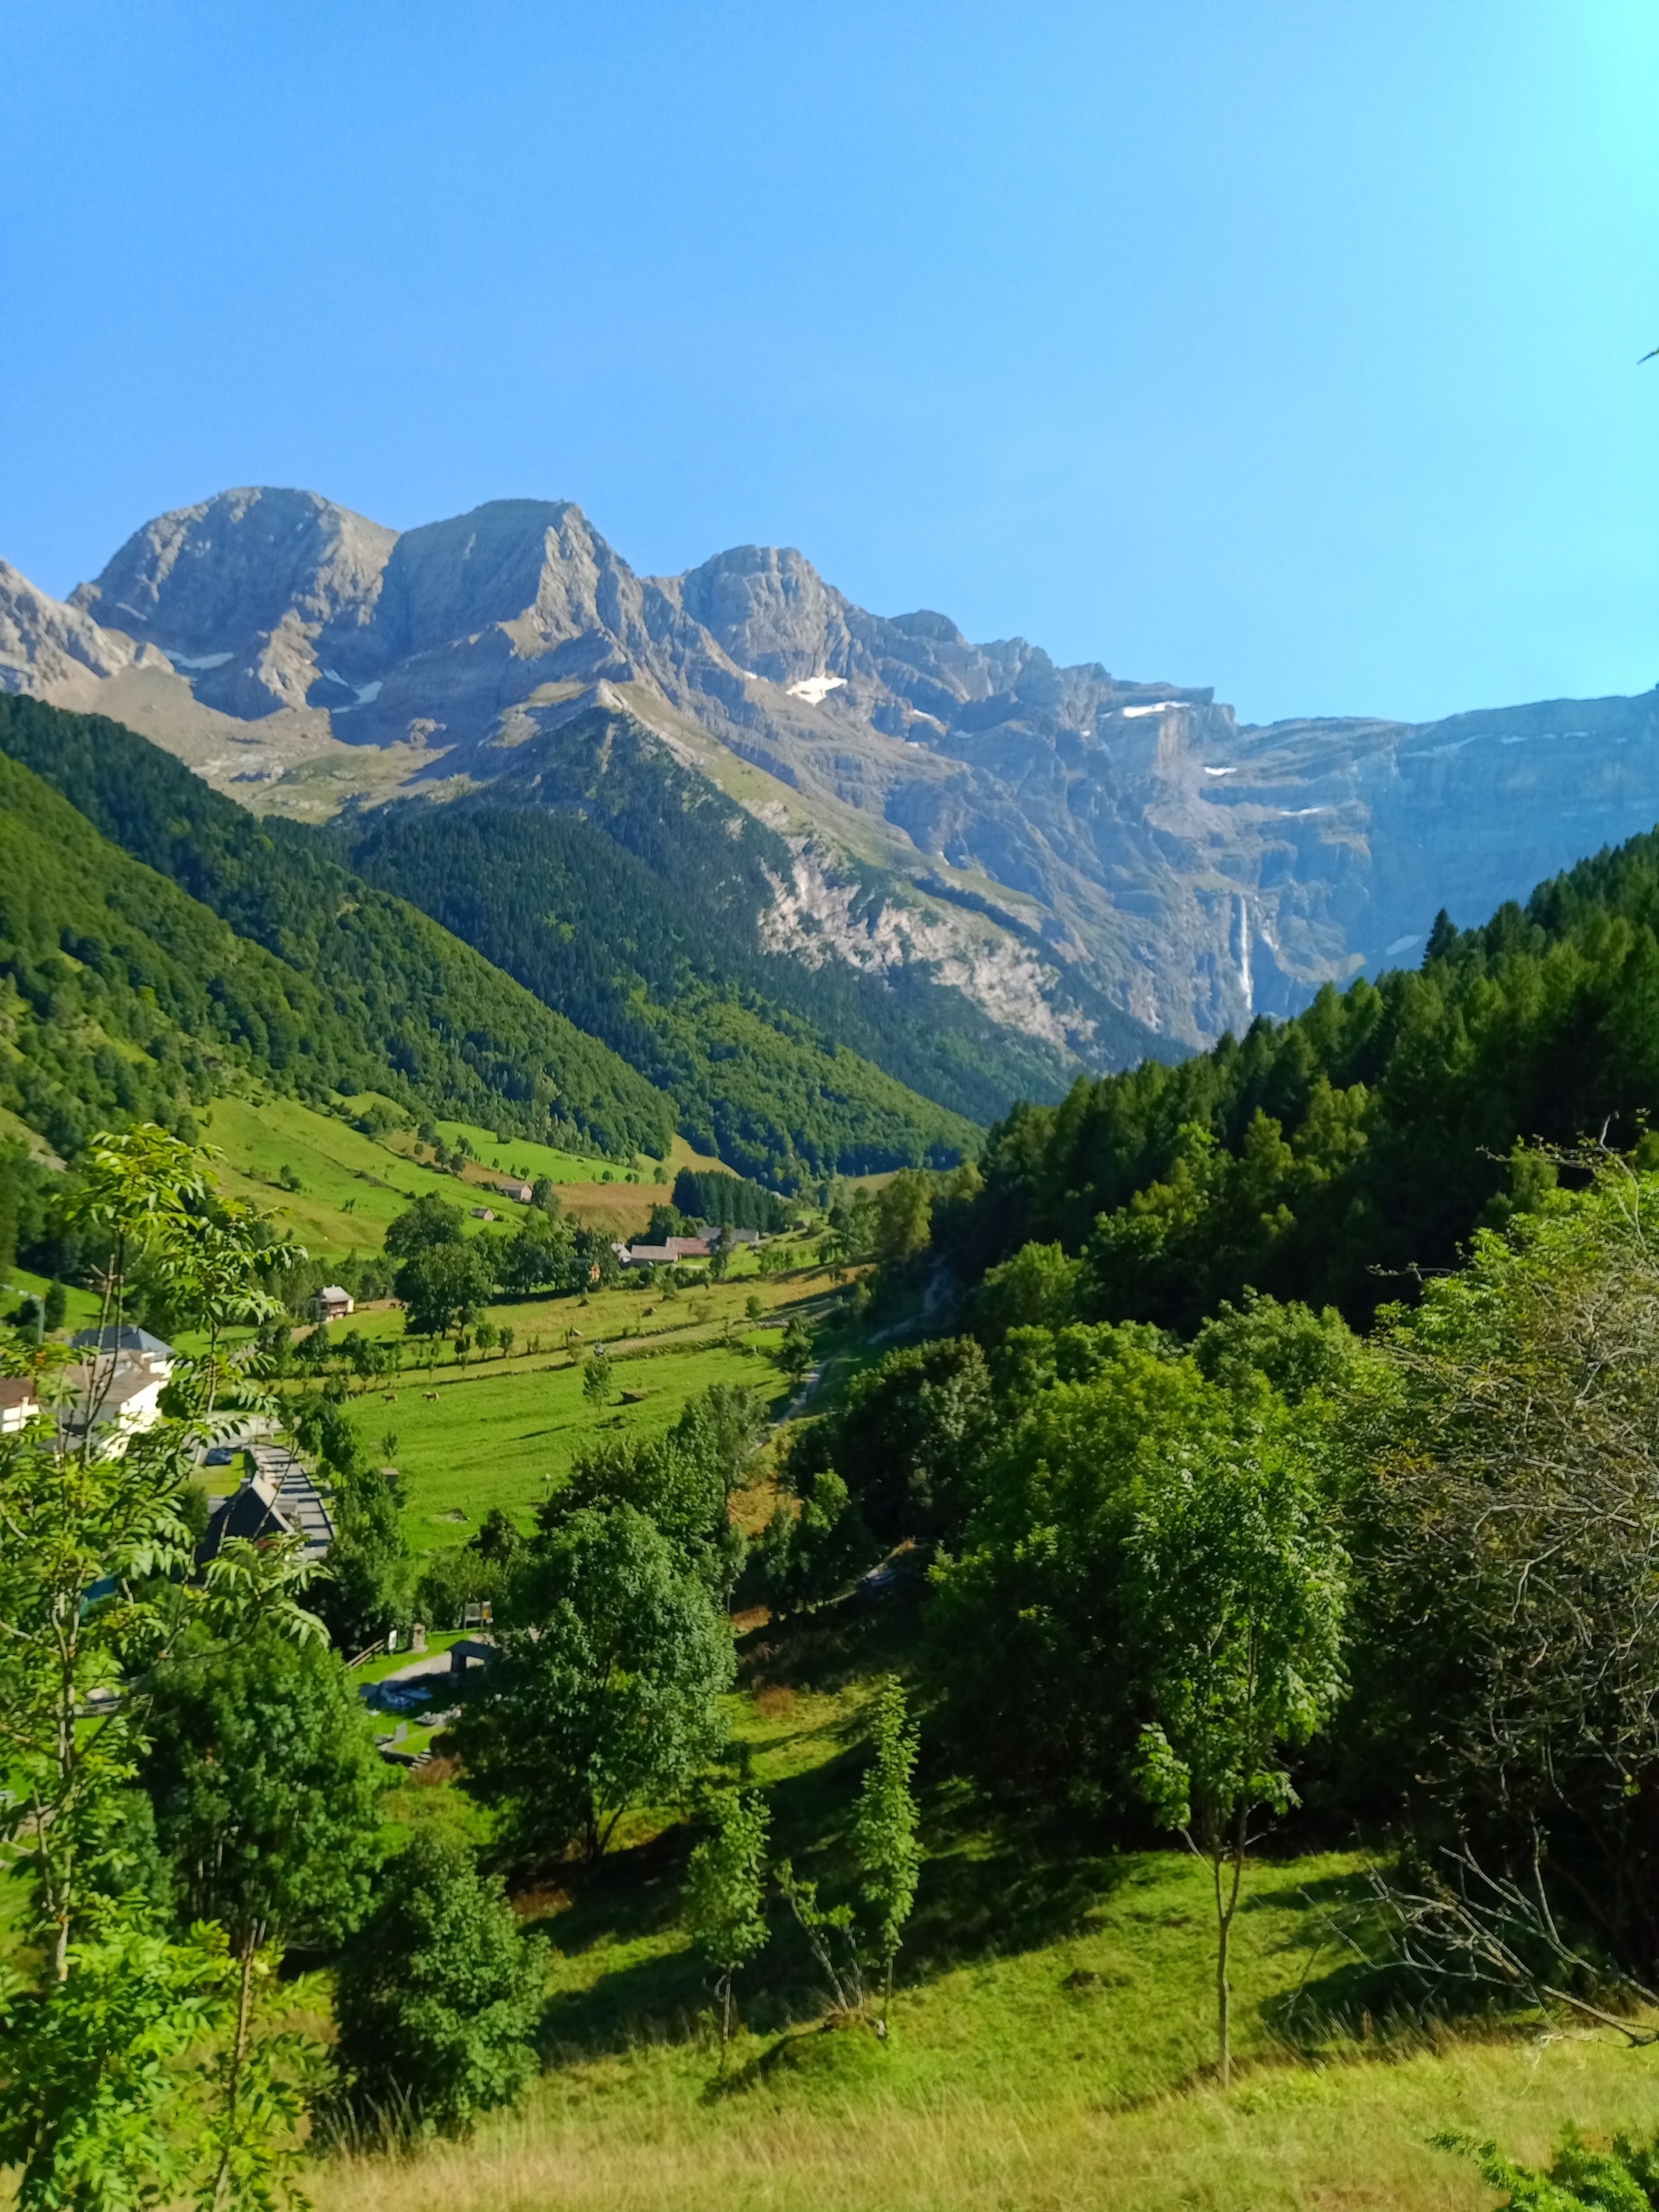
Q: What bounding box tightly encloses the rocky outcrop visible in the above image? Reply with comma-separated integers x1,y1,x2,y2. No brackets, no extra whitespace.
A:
9,485,1659,1073
757,843,1092,1053
0,559,168,699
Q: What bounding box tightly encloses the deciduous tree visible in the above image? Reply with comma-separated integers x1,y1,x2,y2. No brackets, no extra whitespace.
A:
1126,1429,1346,2085
683,1791,770,2061
851,1679,921,2036
581,1347,613,1407
141,1624,385,2203
460,1503,732,1863
332,1830,545,2139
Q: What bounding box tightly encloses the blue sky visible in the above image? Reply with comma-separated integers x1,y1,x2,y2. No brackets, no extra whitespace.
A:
2,0,1655,723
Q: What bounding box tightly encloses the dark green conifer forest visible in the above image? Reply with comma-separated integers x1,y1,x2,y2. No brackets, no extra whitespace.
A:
937,838,1659,1324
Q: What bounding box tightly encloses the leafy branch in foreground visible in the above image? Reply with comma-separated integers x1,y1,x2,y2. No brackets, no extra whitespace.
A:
0,1127,311,1987
0,1124,331,2208
0,1923,235,2212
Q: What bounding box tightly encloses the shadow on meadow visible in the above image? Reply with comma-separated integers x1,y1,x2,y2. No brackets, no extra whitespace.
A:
528,1752,1146,2064
520,1589,1415,2075
1240,1865,1496,2058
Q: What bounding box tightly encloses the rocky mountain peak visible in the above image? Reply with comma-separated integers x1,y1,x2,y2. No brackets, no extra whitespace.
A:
12,483,1659,1070
73,487,395,647
360,498,603,666
0,559,167,698
672,545,858,685
69,487,398,719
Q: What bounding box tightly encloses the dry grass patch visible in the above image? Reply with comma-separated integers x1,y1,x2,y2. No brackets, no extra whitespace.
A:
306,2033,1657,2212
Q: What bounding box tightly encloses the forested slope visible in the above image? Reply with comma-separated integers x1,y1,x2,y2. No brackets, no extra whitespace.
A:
939,829,1659,1325
346,797,978,1181
0,695,675,1158
0,694,981,1182
0,751,350,1155
475,708,1164,1111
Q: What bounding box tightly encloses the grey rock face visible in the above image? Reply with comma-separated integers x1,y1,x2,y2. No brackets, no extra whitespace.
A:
0,559,166,696
11,484,1658,1069
71,487,396,719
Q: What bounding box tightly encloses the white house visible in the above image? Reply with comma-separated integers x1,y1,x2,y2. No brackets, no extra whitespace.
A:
315,1285,354,1321
0,1376,41,1435
65,1326,176,1458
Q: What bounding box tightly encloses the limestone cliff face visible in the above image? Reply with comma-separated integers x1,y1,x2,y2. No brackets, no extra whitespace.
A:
9,486,1659,1071
0,559,169,698
756,843,1093,1053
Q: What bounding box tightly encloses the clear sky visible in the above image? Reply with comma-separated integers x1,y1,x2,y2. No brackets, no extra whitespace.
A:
2,1,1655,724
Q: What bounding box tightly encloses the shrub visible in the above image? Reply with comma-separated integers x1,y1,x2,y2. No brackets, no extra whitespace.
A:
332,1830,545,2139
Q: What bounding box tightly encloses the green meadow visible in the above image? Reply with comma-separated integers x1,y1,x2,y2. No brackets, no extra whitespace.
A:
5,1266,103,1329
382,1120,620,1187
315,1591,1659,2212
369,1333,794,1549
201,1092,462,1255
197,1093,739,1259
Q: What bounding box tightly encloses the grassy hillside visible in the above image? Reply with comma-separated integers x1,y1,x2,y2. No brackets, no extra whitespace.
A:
200,1094,474,1254
3,1264,102,1327
375,1333,794,1547
305,1585,1654,2212
310,2030,1650,2212
0,692,676,1159
0,689,986,1185
189,1095,728,1258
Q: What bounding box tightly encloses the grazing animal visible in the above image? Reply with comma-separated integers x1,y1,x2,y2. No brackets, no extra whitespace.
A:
424,1390,439,1402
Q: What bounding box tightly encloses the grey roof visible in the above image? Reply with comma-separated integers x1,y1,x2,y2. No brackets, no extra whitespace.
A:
200,1479,293,1556
71,1325,173,1357
199,1445,334,1564
258,1446,335,1559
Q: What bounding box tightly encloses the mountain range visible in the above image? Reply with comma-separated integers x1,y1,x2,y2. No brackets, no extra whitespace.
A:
5,484,1659,1091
